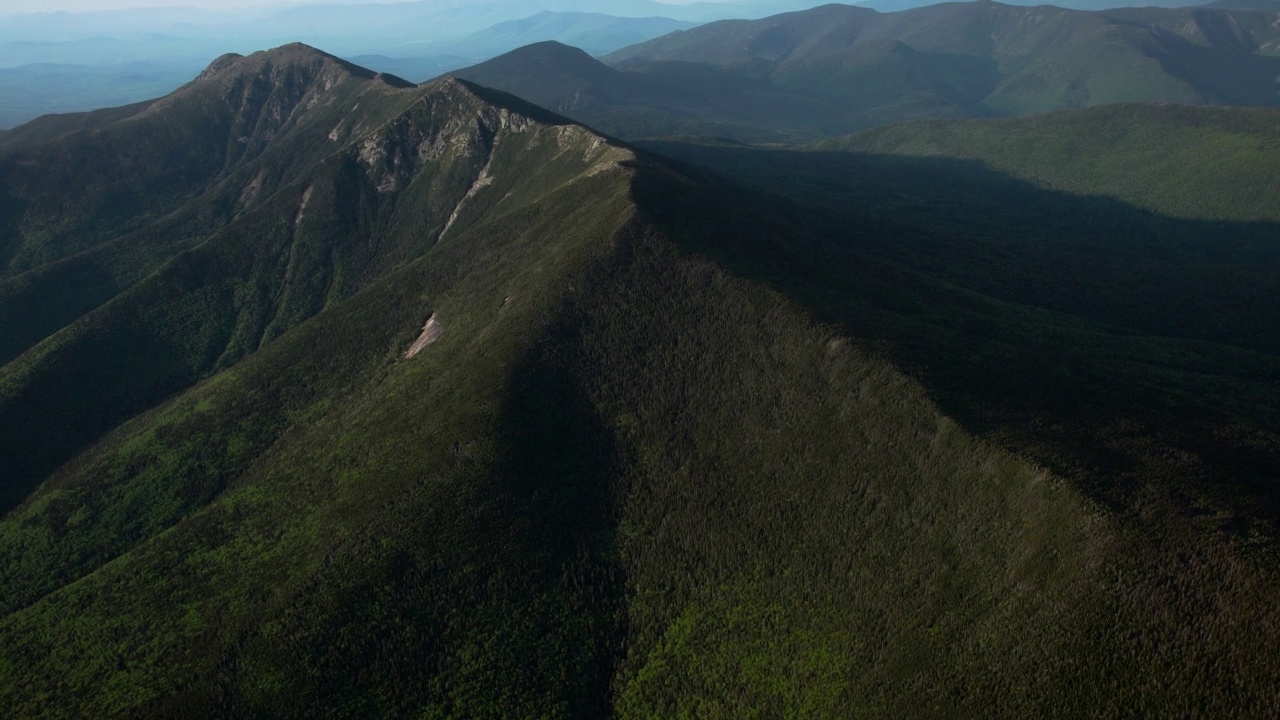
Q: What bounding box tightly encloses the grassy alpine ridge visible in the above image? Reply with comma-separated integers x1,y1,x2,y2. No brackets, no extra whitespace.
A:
2,45,1280,717
455,1,1280,141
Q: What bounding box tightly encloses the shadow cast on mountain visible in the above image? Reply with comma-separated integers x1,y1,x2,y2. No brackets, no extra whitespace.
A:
476,304,630,716
638,141,1280,353
628,143,1280,535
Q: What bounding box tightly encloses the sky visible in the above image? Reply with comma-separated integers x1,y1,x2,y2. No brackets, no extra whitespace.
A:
1,0,722,13
3,0,303,11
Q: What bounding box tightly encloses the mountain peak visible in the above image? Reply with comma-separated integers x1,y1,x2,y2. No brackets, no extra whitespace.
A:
123,43,420,162
498,40,604,67
519,39,592,54
451,41,623,113
195,52,244,82
191,42,392,89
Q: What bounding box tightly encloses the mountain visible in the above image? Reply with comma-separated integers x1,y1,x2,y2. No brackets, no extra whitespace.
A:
627,1,1280,108
0,11,694,132
5,2,1114,133
0,1,825,42
452,41,849,141
823,102,1280,222
0,4,753,130
500,0,1280,139
341,12,700,87
454,41,629,103
3,44,1280,717
0,0,825,52
0,1,790,131
436,11,699,57
1206,0,1280,8
642,101,1280,553
864,0,1206,8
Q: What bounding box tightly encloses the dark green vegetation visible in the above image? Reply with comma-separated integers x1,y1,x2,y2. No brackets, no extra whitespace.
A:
3,44,1280,718
643,102,1280,520
456,1,1280,141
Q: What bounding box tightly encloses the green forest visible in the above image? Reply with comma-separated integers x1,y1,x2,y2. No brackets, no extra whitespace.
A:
2,4,1280,714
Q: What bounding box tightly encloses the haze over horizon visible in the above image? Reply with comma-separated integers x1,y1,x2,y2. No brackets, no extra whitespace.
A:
3,0,730,15
4,0,290,13
1,0,830,128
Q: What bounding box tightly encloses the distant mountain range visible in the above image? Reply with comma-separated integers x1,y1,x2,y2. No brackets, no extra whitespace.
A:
0,1,826,129
453,1,1280,141
432,11,698,57
0,1,821,49
1207,0,1280,8
0,61,201,131
454,41,847,141
0,11,700,129
345,12,699,84
11,0,1277,129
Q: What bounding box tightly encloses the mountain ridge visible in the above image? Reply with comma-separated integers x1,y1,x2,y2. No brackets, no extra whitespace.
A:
0,46,630,512
444,0,1280,140
3,43,1280,718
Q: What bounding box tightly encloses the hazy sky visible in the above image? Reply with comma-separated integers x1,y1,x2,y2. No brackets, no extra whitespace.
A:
3,0,714,14
4,0,302,11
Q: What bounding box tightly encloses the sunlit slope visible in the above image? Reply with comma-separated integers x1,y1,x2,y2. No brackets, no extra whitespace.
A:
804,103,1280,357
593,1,1280,135
0,46,625,514
829,103,1280,222
0,45,421,367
